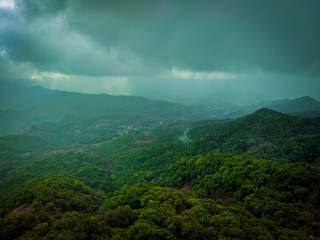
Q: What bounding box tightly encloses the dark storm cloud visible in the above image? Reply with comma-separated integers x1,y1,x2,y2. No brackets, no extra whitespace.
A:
2,0,320,75
0,1,144,77
0,0,319,104
63,0,320,75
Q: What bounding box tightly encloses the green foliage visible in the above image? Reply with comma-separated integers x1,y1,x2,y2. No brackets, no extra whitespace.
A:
158,153,320,238
187,109,320,162
1,108,320,239
0,151,120,199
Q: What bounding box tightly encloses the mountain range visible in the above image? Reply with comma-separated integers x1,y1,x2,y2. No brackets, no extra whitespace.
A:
1,86,320,137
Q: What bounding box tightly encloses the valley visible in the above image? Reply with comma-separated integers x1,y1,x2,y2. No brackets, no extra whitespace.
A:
0,88,319,239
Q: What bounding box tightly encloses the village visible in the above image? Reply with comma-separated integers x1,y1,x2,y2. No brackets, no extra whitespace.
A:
115,121,163,136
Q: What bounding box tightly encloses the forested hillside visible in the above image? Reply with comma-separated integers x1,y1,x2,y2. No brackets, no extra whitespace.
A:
0,107,319,239
188,108,320,162
0,86,218,137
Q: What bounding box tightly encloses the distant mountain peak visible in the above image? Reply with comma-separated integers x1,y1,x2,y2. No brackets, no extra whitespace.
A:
239,108,285,124
255,107,278,113
227,96,320,119
268,96,320,114
250,108,282,116
292,96,317,102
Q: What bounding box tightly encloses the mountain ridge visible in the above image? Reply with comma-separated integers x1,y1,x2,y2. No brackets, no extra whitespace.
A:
226,96,320,118
0,86,218,136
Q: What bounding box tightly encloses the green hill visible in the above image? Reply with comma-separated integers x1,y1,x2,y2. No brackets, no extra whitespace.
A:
1,99,320,239
188,108,320,162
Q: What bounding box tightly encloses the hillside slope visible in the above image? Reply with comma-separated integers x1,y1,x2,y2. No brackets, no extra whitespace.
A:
0,86,217,136
1,106,320,239
188,108,320,162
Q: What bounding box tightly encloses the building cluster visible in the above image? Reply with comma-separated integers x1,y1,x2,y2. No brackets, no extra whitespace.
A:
116,121,160,136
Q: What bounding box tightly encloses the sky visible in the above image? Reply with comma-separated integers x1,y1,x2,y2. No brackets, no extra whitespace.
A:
0,0,320,107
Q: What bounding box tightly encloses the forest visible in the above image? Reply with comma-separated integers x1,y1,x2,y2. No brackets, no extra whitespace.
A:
0,104,319,240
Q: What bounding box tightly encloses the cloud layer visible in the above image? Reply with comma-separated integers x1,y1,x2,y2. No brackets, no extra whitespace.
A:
1,0,320,105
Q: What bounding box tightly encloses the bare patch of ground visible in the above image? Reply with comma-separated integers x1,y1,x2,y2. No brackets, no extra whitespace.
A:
150,177,158,184
135,140,152,144
19,152,32,156
209,191,232,201
182,182,193,191
6,204,34,218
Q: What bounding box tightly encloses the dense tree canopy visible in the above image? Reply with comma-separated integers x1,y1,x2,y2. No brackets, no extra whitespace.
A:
0,108,319,239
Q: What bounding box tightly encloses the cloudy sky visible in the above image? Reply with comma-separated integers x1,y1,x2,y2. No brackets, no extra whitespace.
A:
0,0,320,106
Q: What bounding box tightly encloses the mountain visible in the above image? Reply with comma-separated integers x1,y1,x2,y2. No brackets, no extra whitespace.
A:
268,96,320,115
0,86,219,136
226,96,320,118
187,108,320,162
